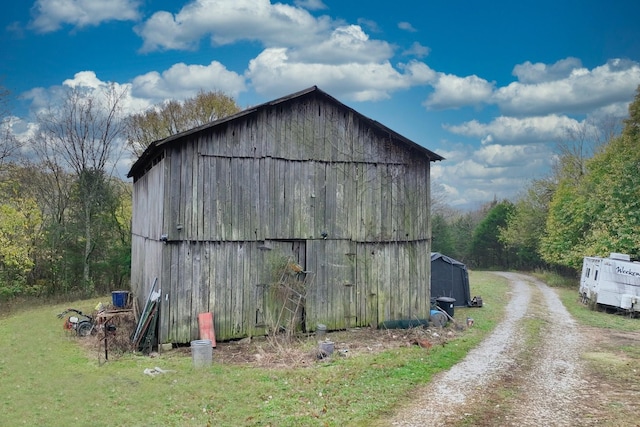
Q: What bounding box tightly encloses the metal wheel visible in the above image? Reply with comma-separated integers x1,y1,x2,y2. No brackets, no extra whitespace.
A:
76,321,93,337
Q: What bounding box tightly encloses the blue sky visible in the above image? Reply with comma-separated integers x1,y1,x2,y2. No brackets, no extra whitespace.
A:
2,0,640,210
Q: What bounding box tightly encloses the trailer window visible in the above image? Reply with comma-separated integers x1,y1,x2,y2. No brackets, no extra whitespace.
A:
594,270,598,281
586,268,590,278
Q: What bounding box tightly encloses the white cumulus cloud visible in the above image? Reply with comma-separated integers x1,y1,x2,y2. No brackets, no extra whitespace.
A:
475,144,550,168
419,58,640,118
23,71,149,115
135,0,332,52
29,0,140,33
246,48,434,101
512,57,583,84
432,143,554,208
131,61,246,103
398,22,417,32
22,65,245,120
494,59,640,116
289,25,394,65
402,42,430,58
425,74,495,110
444,115,583,145
62,71,105,89
294,0,327,10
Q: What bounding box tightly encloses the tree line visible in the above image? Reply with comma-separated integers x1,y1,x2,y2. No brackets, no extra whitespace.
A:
433,86,640,274
1,84,638,300
0,85,239,299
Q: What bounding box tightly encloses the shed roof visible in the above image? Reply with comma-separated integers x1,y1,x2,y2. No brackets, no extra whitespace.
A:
127,86,444,178
431,252,467,268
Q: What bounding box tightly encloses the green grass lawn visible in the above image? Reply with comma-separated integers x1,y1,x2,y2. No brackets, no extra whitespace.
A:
1,272,508,427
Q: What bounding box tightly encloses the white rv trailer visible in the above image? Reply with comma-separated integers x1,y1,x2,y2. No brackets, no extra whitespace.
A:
579,253,640,313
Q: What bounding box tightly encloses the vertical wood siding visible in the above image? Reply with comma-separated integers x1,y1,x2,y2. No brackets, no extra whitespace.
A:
131,157,165,239
153,238,430,342
131,93,435,343
164,156,429,243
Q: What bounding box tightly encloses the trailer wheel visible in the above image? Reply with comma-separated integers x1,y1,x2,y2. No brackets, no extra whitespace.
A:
77,321,93,337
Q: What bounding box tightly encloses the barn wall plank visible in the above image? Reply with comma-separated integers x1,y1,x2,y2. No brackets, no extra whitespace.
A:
420,163,431,239
344,163,356,240
306,161,316,238
302,98,316,159
201,243,211,316
243,243,257,337
182,141,193,240
380,165,392,240
196,141,204,241
324,163,337,239
327,240,354,328
241,159,251,239
311,240,327,326
260,157,272,239
207,243,218,336
230,158,241,241
354,243,370,327
167,243,180,342
233,243,245,336
169,149,183,241
313,99,324,161
218,243,230,339
313,162,326,238
249,157,260,240
159,240,170,343
269,157,279,239
202,155,211,239
281,159,293,238
217,157,230,240
179,243,193,340
189,243,201,339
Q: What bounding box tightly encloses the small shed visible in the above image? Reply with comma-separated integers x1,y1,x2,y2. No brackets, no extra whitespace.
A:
431,253,471,307
127,86,444,343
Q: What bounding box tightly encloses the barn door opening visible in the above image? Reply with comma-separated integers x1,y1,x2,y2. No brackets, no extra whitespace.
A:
258,240,310,339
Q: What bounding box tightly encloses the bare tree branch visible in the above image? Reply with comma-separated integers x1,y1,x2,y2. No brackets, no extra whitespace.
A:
31,84,128,289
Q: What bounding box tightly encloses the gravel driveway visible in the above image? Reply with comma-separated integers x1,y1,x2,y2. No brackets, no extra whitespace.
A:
387,272,586,427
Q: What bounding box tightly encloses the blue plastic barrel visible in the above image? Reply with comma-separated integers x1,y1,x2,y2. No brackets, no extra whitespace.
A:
112,291,129,308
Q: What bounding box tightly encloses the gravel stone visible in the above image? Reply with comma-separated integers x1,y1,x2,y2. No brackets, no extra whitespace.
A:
388,272,585,427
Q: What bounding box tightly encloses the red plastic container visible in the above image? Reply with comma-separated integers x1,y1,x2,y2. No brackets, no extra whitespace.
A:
197,312,216,347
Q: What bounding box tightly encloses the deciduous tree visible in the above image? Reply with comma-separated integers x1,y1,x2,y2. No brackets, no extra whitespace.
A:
0,86,21,169
541,85,640,268
125,90,240,156
500,178,554,269
470,200,514,268
33,84,127,292
0,179,42,297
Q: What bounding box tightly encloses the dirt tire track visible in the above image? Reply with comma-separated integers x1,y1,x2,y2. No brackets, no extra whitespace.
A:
504,273,586,426
387,272,585,426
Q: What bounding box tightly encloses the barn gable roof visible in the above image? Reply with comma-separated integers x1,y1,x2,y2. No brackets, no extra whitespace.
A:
127,86,444,178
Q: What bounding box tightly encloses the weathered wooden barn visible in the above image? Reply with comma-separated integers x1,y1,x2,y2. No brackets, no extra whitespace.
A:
127,86,444,344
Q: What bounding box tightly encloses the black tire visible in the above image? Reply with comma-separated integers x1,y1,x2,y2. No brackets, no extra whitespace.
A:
77,321,93,337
